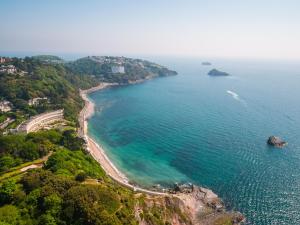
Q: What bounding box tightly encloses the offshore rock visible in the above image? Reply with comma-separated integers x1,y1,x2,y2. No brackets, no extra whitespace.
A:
267,136,287,148
208,68,230,76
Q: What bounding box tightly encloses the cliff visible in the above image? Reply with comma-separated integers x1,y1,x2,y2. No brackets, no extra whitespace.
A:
135,185,245,225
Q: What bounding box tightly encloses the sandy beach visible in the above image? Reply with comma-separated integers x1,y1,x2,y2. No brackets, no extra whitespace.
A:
79,83,167,195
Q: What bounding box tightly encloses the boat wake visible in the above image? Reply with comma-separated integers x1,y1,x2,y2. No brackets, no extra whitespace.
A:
227,90,239,100
226,90,247,106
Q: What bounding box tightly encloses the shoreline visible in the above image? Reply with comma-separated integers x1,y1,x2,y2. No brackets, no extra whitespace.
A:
78,82,246,223
79,83,167,195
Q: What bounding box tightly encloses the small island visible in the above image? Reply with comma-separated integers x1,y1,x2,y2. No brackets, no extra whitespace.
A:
202,62,212,66
267,136,288,148
208,68,230,76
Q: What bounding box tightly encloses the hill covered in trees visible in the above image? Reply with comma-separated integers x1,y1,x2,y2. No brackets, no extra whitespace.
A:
0,57,97,123
66,56,177,83
0,56,177,123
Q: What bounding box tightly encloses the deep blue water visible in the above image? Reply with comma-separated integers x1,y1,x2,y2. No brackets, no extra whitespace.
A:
88,57,300,225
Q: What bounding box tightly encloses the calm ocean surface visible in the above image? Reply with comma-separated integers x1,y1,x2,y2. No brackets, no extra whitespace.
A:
88,57,300,225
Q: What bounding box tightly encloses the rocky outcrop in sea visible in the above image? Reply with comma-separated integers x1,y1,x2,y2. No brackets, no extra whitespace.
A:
267,136,287,148
208,69,230,76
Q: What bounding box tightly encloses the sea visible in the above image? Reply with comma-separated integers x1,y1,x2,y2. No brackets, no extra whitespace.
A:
88,56,300,225
3,51,299,224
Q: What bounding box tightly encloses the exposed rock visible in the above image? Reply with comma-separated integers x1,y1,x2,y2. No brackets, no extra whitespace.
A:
267,136,287,148
208,69,230,76
123,179,246,225
134,183,245,224
173,185,245,224
172,183,195,193
202,62,212,66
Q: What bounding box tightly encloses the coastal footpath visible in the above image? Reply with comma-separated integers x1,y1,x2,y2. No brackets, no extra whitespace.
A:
79,82,246,224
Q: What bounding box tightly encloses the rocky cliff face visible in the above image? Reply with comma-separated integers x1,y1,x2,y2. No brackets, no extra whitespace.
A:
134,185,245,225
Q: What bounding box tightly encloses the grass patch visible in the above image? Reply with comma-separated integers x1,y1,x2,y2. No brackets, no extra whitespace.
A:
214,214,233,225
0,158,44,182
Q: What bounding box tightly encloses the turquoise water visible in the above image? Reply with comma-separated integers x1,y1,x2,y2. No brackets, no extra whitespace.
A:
88,57,300,225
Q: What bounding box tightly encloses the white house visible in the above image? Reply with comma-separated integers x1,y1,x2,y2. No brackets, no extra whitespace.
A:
111,65,125,74
28,97,48,106
0,65,17,74
0,101,12,112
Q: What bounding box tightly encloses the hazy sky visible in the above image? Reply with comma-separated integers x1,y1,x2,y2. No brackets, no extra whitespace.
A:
1,0,300,59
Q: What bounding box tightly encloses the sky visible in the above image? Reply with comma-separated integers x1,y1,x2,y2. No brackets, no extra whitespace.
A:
0,0,300,60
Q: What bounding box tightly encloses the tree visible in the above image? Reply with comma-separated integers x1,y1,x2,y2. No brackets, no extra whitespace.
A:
43,193,62,216
39,214,57,225
0,205,20,225
0,155,16,172
62,130,84,151
63,185,121,224
19,141,39,161
75,170,87,182
0,179,17,205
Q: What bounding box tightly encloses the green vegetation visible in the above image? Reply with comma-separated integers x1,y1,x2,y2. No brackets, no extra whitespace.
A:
66,56,177,84
0,130,82,173
214,215,234,225
0,129,138,225
31,55,64,64
0,133,51,171
0,55,176,127
0,127,193,225
45,149,105,178
0,55,195,225
0,57,96,122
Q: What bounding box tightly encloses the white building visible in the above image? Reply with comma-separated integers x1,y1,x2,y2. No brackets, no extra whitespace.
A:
18,109,64,133
111,65,125,74
28,97,48,106
0,101,12,112
0,65,17,74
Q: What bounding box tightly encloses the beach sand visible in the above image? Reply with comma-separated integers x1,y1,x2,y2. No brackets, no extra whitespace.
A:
79,83,167,195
